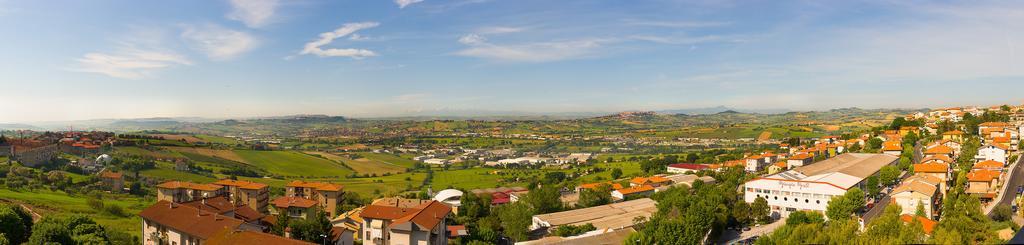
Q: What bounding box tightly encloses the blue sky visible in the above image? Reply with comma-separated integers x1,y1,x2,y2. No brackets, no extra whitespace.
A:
1,0,1022,122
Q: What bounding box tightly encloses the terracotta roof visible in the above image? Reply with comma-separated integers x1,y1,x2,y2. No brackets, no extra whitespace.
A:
892,179,937,197
979,122,1011,127
900,215,937,234
986,143,1010,151
882,141,903,151
629,176,672,185
360,204,416,220
580,182,624,190
773,162,787,168
924,145,954,155
448,225,469,237
615,185,655,195
183,196,236,214
967,170,1000,182
667,163,708,171
913,163,948,173
789,154,812,160
206,229,313,245
942,130,964,135
921,155,954,164
139,201,244,240
156,181,223,192
286,180,343,192
389,201,452,229
371,197,432,208
100,171,123,179
271,196,317,209
973,160,1004,170
213,179,268,190
906,174,943,185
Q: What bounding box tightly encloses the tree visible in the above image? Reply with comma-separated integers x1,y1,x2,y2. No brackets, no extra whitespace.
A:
991,204,1012,222
751,196,770,224
827,187,865,220
865,176,880,198
867,138,884,151
879,166,900,186
289,208,333,244
29,215,110,244
610,168,623,180
732,201,752,226
552,223,596,237
523,185,562,214
848,143,862,153
890,117,907,130
496,202,533,242
916,201,926,217
270,210,290,236
786,211,824,225
577,184,612,208
543,172,566,184
0,204,32,245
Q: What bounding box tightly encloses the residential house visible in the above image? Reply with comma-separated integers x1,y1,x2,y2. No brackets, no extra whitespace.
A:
359,200,452,245
629,176,672,188
882,141,904,156
787,154,813,169
942,130,965,142
767,162,788,175
745,155,767,172
156,181,224,203
332,207,365,242
900,215,938,235
182,196,271,230
891,175,941,219
611,185,655,200
213,179,270,214
912,163,950,193
966,169,1001,200
272,196,318,219
921,155,954,165
977,144,1009,163
285,181,345,217
923,145,955,159
139,200,261,245
100,171,124,193
576,182,624,193
205,229,317,245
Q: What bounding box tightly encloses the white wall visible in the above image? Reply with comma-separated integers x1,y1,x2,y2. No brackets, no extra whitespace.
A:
744,179,847,218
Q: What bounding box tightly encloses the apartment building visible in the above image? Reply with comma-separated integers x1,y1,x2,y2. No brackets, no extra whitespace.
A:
359,200,451,245
156,181,224,203
213,179,271,214
285,180,345,217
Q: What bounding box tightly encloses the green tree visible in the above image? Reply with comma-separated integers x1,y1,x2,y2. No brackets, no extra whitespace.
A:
867,138,884,152
29,215,110,244
577,184,612,208
496,202,533,242
751,196,770,224
270,210,290,236
916,200,926,217
0,204,32,245
732,201,752,226
523,185,562,214
879,166,900,186
552,223,596,237
289,208,333,244
991,204,1012,222
826,187,865,220
786,211,824,226
865,176,880,197
610,168,623,180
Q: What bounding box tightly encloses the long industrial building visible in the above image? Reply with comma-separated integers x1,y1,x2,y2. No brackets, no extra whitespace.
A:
743,153,898,218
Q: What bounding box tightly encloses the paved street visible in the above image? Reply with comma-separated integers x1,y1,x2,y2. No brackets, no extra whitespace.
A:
990,156,1024,214
862,194,891,224
717,217,787,245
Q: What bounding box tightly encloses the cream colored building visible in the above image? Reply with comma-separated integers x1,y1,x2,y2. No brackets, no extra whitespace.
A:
359,200,452,245
891,175,941,219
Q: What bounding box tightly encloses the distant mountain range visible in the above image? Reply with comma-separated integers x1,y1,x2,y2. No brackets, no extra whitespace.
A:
657,106,791,115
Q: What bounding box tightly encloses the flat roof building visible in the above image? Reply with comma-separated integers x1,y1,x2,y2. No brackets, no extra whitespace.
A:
743,153,898,218
530,198,657,231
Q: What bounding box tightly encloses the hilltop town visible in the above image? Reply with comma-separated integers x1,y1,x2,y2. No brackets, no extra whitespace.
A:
1,104,1023,244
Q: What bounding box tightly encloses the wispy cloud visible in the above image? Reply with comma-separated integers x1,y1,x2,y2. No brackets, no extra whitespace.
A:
477,26,527,34
629,35,727,45
395,0,424,9
70,48,191,79
226,0,279,28
455,34,608,62
181,24,258,60
300,22,380,58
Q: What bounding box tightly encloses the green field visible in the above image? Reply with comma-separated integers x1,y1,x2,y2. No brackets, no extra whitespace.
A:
305,152,407,175
235,150,352,178
0,188,150,238
140,162,218,183
362,153,418,168
234,172,426,197
194,134,241,144
115,146,184,159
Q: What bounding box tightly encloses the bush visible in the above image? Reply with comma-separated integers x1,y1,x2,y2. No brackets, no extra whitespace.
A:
991,204,1013,222
552,223,597,237
86,198,104,210
104,204,126,217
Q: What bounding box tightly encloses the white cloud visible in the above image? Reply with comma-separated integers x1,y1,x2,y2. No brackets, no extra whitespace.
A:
181,24,258,60
455,35,607,62
629,35,726,45
395,0,424,9
70,48,191,79
300,22,380,58
457,34,486,45
477,26,527,34
226,0,279,28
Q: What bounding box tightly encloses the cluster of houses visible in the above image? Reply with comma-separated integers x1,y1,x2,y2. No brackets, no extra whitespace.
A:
400,145,595,168
138,178,456,245
0,131,114,167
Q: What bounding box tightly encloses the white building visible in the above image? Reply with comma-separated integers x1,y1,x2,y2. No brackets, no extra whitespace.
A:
743,153,899,218
424,158,450,165
976,144,1009,163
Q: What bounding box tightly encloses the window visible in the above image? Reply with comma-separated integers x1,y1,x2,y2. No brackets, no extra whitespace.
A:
805,199,809,203
817,200,820,204
774,196,778,200
784,197,788,201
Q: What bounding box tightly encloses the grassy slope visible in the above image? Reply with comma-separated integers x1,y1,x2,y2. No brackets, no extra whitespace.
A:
304,152,407,175
0,188,149,237
235,150,352,178
362,153,418,168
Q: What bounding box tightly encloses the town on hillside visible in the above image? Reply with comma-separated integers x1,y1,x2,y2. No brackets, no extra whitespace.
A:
1,104,1023,244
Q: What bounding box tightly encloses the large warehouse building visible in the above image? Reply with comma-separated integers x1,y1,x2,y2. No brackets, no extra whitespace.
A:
743,153,898,218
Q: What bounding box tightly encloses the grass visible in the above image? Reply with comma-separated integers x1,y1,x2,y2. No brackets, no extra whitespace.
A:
139,162,218,183
0,188,149,238
235,150,352,178
362,153,419,168
194,134,241,145
305,152,407,175
234,172,426,197
115,146,183,159
163,146,248,163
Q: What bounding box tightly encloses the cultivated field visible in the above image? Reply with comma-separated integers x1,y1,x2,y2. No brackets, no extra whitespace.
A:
304,152,407,175
235,150,351,177
163,146,248,163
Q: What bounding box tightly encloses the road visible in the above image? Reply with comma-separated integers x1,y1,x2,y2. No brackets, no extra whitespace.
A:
717,217,787,245
862,190,892,224
990,156,1024,214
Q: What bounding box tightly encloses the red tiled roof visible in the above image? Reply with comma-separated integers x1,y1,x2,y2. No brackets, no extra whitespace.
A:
615,185,655,195
967,170,1000,182
924,145,954,155
900,215,937,234
271,196,317,209
139,201,243,240
579,182,623,190
213,179,268,190
630,176,672,185
789,154,812,160
389,201,452,229
973,160,1004,170
286,180,343,192
100,171,123,179
156,181,223,191
882,141,903,151
913,163,948,173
